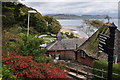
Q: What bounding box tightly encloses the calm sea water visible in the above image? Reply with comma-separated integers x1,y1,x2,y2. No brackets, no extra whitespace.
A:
57,19,119,38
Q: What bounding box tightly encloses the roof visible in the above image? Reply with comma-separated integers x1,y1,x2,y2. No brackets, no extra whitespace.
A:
57,32,63,38
39,43,47,48
77,25,120,62
38,35,47,38
47,38,87,51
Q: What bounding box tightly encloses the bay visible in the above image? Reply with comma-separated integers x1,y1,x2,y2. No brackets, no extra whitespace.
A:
57,19,119,38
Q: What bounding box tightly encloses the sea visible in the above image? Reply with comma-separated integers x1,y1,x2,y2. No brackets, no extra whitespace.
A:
57,19,119,38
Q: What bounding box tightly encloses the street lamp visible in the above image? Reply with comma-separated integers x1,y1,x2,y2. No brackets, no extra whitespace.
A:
27,10,37,36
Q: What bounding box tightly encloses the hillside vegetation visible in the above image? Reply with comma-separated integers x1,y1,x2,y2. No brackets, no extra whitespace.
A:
2,2,68,80
2,2,61,33
2,2,61,52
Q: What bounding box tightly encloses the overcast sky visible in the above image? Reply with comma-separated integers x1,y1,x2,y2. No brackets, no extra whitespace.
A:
20,0,119,17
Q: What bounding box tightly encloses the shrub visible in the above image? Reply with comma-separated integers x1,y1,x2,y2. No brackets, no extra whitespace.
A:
43,16,61,34
92,60,120,80
34,56,52,63
2,53,68,79
65,32,77,38
2,65,18,80
18,34,46,57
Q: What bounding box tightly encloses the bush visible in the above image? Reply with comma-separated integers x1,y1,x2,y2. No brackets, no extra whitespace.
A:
34,56,53,63
65,32,77,38
2,53,68,79
18,34,46,57
92,60,120,80
2,65,18,80
43,16,61,34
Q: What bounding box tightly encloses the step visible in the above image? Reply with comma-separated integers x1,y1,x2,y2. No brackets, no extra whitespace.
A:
68,71,87,80
66,66,88,75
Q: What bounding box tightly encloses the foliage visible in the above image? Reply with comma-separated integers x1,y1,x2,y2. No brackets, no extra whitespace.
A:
2,53,68,79
68,33,77,38
92,60,120,80
83,19,104,28
17,34,46,57
2,2,61,34
34,56,53,63
2,2,67,79
2,2,16,28
28,14,48,33
43,16,61,34
3,31,46,56
2,65,18,80
65,32,78,38
2,29,21,53
79,19,104,37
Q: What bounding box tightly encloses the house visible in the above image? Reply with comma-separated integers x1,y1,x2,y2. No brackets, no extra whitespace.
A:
46,32,87,60
76,24,120,66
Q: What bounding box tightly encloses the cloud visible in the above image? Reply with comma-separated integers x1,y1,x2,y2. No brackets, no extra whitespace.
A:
19,0,119,2
21,2,118,16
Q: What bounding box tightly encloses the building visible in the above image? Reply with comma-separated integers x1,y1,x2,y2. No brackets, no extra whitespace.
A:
76,25,120,66
46,32,87,60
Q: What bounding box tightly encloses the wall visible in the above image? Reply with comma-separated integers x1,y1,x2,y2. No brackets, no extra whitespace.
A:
76,52,94,66
48,50,75,60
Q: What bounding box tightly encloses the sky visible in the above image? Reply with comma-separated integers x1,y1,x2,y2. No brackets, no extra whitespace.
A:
20,0,120,17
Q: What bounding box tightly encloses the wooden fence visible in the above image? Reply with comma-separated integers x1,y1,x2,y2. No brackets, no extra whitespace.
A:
66,62,120,80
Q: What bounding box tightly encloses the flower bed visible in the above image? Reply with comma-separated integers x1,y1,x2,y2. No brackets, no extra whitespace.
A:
2,53,68,80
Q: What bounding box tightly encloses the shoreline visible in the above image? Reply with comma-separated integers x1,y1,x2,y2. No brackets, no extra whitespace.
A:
60,28,86,39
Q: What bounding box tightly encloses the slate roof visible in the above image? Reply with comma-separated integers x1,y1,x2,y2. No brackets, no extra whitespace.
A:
47,38,87,51
57,31,63,38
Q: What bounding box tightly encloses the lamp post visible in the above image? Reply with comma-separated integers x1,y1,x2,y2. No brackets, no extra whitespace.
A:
27,10,37,36
107,22,117,80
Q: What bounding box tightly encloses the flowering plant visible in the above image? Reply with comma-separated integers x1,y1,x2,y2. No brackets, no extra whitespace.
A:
2,53,68,80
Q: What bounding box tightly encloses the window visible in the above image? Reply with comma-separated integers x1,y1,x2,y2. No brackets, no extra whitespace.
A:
80,50,86,58
55,53,60,60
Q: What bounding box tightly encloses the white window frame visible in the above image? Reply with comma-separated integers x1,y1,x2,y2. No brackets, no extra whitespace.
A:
80,50,86,58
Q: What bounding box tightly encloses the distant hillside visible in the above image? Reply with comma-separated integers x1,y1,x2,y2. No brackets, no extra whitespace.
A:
81,15,108,19
47,14,109,19
47,14,80,19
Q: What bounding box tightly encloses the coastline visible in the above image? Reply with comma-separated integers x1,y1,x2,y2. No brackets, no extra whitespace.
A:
60,28,86,38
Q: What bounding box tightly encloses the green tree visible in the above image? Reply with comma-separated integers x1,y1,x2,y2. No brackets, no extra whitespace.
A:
2,2,15,28
43,16,61,34
28,14,48,33
83,19,104,28
18,34,46,57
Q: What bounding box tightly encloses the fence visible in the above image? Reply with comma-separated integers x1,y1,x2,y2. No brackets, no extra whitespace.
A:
66,62,120,80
